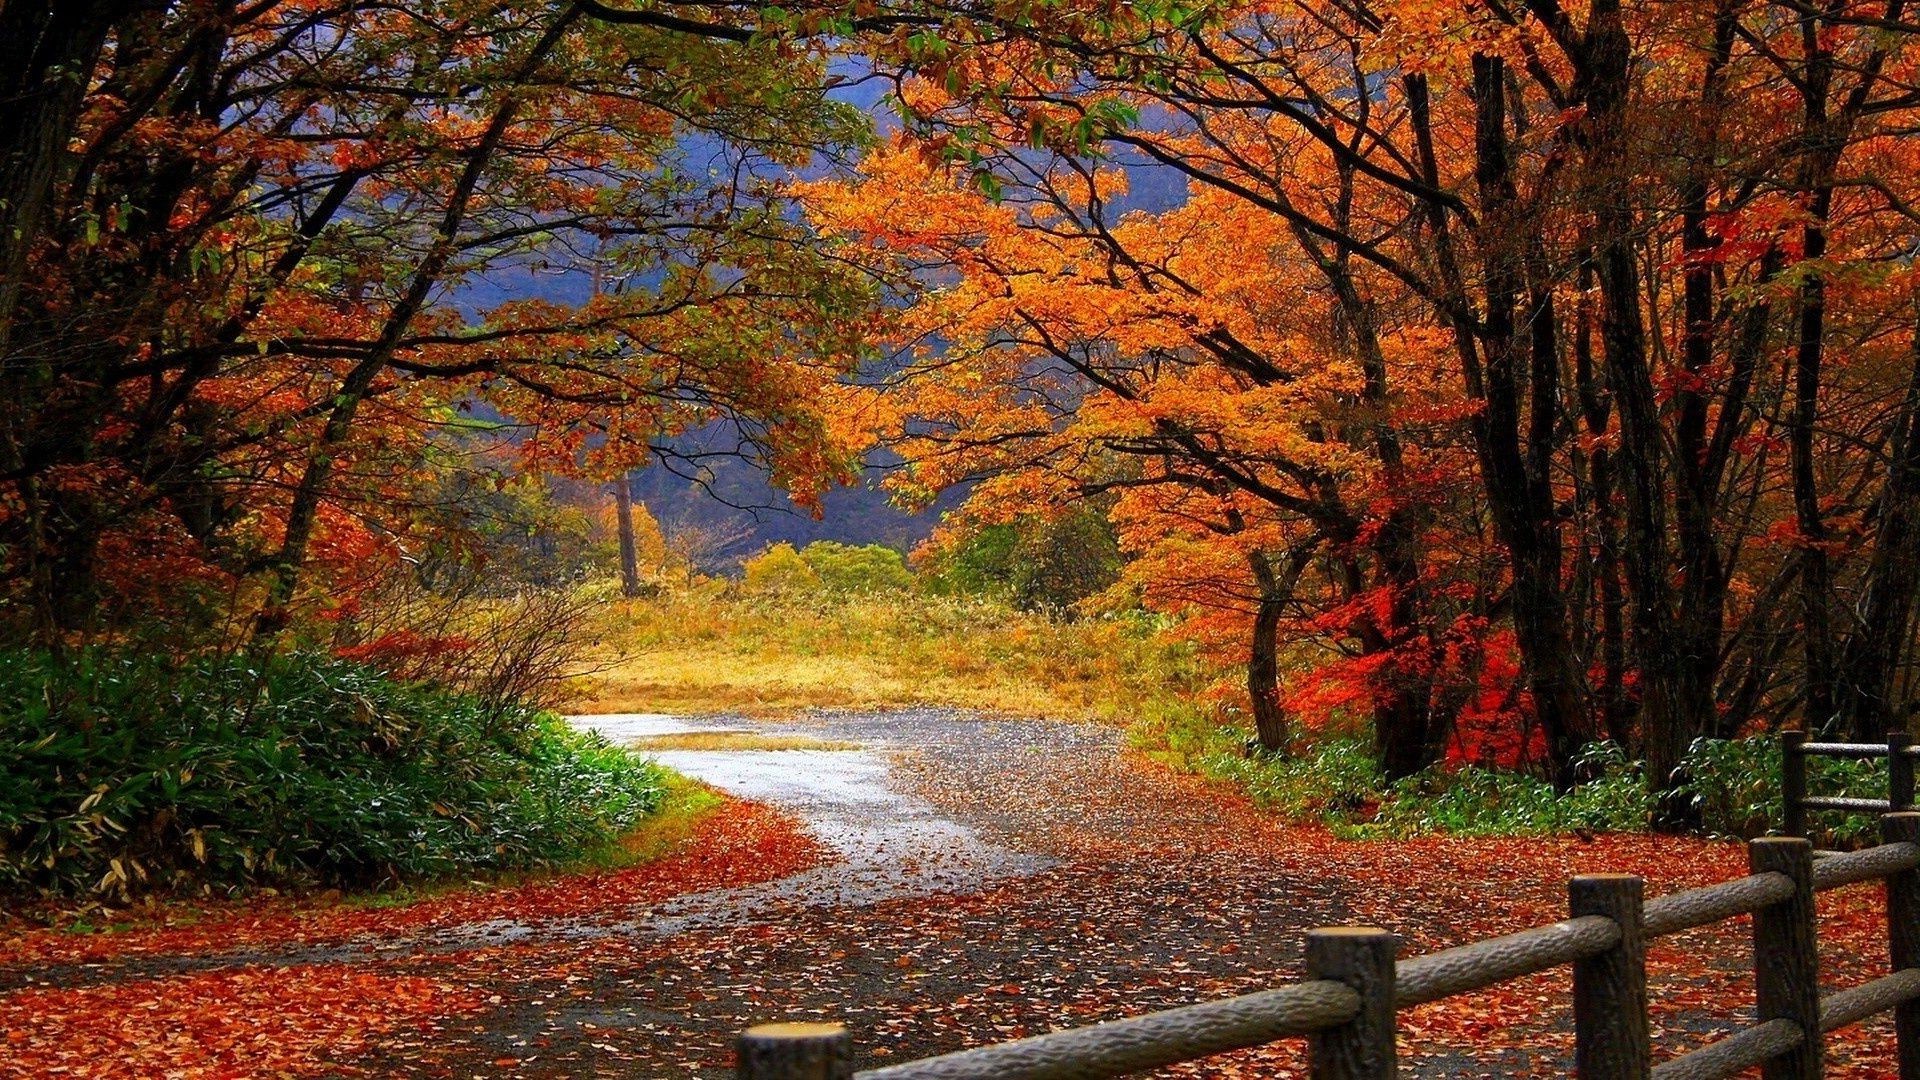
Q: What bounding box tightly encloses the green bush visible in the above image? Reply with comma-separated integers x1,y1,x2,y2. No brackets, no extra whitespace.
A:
0,649,665,900
1213,738,1386,820
1678,735,1884,845
740,541,913,595
1137,711,1895,842
1131,710,1657,837
799,541,914,593
924,509,1122,613
1351,743,1653,838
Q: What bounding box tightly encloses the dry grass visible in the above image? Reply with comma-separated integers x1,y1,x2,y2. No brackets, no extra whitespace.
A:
627,732,862,752
574,584,1201,721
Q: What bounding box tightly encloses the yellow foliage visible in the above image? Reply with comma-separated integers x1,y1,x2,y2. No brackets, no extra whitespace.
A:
741,543,821,593
576,584,1200,722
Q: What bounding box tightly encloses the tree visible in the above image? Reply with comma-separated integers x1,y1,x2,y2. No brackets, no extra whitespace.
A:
802,142,1494,774
0,1,881,645
613,475,642,599
810,1,1920,794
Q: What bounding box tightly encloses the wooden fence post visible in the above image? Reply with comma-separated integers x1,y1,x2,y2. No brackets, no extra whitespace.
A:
1891,731,1916,813
1885,812,1920,1079
1750,837,1821,1080
1782,730,1808,838
1571,874,1649,1079
1307,927,1397,1080
738,1022,853,1080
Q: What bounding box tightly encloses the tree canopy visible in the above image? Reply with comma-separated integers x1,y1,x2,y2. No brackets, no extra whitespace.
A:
11,0,1920,799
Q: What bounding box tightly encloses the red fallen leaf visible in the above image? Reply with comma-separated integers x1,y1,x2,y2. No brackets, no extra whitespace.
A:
0,795,825,970
0,965,479,1079
492,1058,520,1068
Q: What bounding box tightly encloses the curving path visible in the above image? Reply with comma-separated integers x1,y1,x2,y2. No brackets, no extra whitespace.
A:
376,707,1371,1077
429,710,1814,1078
573,713,1049,930
17,709,1862,1077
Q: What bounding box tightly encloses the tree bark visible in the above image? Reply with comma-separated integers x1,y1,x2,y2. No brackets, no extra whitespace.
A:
1247,551,1290,752
614,474,642,599
1837,323,1920,737
0,1,133,346
1467,53,1587,777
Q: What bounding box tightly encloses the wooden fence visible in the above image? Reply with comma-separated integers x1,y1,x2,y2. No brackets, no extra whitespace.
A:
1782,730,1917,839
736,812,1920,1080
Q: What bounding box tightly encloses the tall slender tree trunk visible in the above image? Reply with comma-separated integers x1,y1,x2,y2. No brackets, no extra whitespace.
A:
1792,11,1842,733
1468,53,1587,777
1571,257,1634,747
614,474,642,599
1576,2,1700,810
1837,322,1920,737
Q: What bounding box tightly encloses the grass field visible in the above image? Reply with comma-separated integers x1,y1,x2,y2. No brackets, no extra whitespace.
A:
575,584,1202,723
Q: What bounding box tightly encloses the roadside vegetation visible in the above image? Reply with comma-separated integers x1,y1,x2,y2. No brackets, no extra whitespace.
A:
591,515,1881,846
582,586,1197,721
0,475,674,908
580,511,1203,721
1131,710,1890,846
0,647,666,903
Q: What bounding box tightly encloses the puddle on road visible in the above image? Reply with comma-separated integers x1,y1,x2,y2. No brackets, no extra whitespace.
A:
575,713,741,740
632,743,1046,931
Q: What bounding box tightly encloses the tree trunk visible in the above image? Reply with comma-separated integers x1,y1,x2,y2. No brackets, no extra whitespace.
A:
1467,53,1586,777
1837,325,1920,737
614,474,642,599
1247,554,1288,752
0,1,129,346
1571,256,1635,747
1791,10,1843,735
1574,2,1702,814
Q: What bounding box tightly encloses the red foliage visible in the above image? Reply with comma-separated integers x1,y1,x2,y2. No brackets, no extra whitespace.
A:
0,967,475,1079
0,796,821,970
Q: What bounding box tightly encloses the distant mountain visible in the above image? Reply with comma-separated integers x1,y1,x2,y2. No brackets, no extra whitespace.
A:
467,75,1190,566
626,451,964,568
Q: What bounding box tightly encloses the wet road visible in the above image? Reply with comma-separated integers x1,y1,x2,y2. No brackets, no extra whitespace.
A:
570,714,1048,930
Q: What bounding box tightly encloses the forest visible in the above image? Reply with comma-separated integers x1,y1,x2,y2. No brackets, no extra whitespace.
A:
4,1,1920,1077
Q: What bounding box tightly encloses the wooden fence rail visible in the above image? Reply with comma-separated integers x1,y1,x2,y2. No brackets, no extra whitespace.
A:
1781,729,1917,839
737,812,1920,1080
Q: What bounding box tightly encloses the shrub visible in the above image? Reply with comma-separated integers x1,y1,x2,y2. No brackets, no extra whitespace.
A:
1127,706,1384,818
1221,738,1386,820
1352,743,1653,838
742,542,822,593
1009,510,1122,614
1678,735,1885,845
923,509,1122,613
326,581,601,718
0,649,665,900
1133,711,1658,838
1146,717,1900,842
798,541,914,593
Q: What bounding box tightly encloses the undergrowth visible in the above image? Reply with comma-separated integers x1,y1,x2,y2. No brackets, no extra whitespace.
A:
1129,708,1887,843
0,648,667,901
